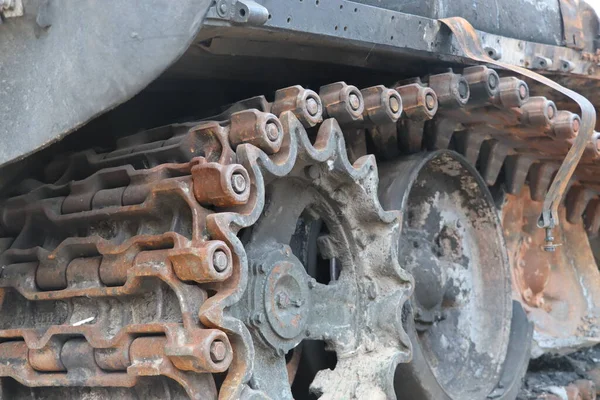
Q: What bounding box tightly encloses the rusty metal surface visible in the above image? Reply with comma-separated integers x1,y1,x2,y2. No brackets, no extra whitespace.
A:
439,17,597,237
502,187,600,357
559,0,587,50
0,78,418,398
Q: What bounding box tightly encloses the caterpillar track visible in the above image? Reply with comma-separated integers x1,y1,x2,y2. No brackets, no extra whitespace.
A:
0,65,599,400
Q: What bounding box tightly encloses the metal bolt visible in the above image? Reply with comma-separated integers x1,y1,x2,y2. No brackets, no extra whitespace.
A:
308,278,317,289
231,172,247,194
210,340,227,363
547,105,555,119
292,299,304,307
518,84,528,100
348,93,361,111
307,165,320,180
543,227,556,252
367,283,377,300
253,313,264,325
266,122,280,142
389,95,400,113
306,97,319,116
276,291,291,309
212,250,229,272
425,93,436,110
219,2,228,13
488,73,498,90
457,79,469,99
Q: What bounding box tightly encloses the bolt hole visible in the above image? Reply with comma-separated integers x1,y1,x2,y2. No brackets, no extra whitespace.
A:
488,50,494,57
339,4,343,9
316,0,319,4
418,21,421,25
390,35,394,40
268,14,272,19
563,63,569,69
391,15,395,20
334,25,338,30
354,7,358,12
287,17,291,23
343,26,348,31
239,8,246,17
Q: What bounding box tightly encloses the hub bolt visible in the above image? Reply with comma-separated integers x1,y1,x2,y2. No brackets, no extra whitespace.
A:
547,105,556,119
231,172,247,194
389,95,400,113
210,340,227,363
266,122,281,142
425,93,436,110
212,250,229,272
252,313,264,325
348,93,361,111
306,97,320,116
276,291,291,309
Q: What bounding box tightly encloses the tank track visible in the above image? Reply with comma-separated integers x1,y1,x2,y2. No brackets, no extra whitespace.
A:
0,67,597,398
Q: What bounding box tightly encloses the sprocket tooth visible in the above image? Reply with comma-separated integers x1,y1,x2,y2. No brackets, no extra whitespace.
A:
311,353,398,400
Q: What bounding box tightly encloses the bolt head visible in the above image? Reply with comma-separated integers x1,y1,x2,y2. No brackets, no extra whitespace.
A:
266,122,281,142
425,93,436,110
307,165,320,180
367,283,377,300
231,172,247,194
210,340,227,362
253,313,264,325
547,104,556,119
276,291,291,309
308,278,317,289
306,97,320,116
348,93,361,111
389,95,400,113
219,2,227,13
212,250,229,272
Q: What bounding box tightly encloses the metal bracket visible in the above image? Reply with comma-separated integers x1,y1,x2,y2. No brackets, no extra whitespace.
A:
213,0,269,25
440,17,597,250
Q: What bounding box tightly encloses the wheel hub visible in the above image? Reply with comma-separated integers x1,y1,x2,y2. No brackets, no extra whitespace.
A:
246,245,311,355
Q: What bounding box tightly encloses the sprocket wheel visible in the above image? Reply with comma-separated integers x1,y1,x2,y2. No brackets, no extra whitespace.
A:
226,114,414,399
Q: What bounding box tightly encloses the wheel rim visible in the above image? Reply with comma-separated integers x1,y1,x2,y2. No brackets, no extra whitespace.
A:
380,150,512,399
